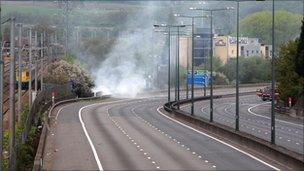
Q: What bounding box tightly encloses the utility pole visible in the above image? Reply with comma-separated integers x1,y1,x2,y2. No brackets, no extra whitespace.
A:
236,1,240,131
175,35,178,102
28,28,32,110
9,17,16,171
168,27,171,103
177,27,180,109
0,1,3,169
191,17,195,115
65,0,69,58
189,6,234,120
186,36,189,99
271,0,276,144
17,23,22,124
209,11,214,122
153,24,185,104
34,31,38,92
40,32,43,91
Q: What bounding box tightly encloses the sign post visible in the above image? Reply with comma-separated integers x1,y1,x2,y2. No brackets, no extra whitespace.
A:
52,90,55,105
288,97,292,108
187,70,209,87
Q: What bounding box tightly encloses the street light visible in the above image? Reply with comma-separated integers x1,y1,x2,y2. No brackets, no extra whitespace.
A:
271,0,275,144
9,17,16,171
190,6,234,122
174,14,209,115
153,24,186,106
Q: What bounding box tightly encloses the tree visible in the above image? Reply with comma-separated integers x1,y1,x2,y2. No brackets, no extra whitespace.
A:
218,57,271,84
202,56,223,72
240,11,302,48
44,59,94,97
276,40,304,103
295,19,304,77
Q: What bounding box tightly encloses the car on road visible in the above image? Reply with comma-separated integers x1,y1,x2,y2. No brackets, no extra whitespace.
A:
256,88,263,97
261,86,279,101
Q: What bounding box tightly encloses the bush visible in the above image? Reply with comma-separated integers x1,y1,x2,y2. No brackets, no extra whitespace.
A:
44,59,94,97
276,40,304,104
219,57,271,84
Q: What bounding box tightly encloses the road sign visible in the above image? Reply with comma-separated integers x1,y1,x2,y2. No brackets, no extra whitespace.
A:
51,89,55,105
187,70,209,87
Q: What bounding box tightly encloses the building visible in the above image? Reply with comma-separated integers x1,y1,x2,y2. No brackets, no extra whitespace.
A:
193,28,212,66
179,36,191,68
260,43,273,58
178,28,213,68
213,36,272,64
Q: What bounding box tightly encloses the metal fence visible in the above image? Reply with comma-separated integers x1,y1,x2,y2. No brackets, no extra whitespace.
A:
20,82,75,143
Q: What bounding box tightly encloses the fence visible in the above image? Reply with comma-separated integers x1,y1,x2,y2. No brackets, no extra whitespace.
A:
20,82,75,143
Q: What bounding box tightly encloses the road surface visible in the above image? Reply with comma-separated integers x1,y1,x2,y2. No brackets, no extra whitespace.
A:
43,96,287,170
181,94,304,154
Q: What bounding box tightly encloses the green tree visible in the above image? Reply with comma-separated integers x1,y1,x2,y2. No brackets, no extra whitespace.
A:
44,59,94,97
240,11,302,48
295,19,304,77
202,56,223,72
219,57,271,84
276,40,304,103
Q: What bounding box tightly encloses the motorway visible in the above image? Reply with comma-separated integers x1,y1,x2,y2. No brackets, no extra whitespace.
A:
42,90,295,170
181,94,304,154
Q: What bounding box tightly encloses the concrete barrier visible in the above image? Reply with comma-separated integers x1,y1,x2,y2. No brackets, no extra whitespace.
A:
164,94,304,170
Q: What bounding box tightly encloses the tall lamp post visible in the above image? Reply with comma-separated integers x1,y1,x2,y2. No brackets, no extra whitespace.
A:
271,0,275,144
0,3,3,169
190,6,234,122
0,17,16,170
17,23,22,124
153,24,186,106
9,17,16,171
174,14,209,115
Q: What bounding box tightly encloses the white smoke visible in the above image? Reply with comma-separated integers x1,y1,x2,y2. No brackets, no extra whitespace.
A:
92,3,166,98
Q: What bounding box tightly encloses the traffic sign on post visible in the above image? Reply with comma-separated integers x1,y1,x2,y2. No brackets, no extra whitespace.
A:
187,70,209,87
51,90,55,105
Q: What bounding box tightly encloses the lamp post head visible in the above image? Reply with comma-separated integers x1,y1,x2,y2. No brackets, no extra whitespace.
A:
227,7,235,10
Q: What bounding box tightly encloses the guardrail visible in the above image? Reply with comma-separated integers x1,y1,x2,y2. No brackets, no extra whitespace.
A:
33,95,108,171
143,83,270,95
163,93,304,170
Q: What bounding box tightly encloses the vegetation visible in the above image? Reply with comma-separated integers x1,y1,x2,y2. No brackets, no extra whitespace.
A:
240,11,302,48
295,20,304,78
2,105,41,171
44,58,95,97
276,19,304,109
217,57,271,84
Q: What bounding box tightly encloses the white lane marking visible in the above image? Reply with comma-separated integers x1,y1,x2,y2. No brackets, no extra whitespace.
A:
156,106,280,171
248,103,303,128
79,104,104,171
75,99,137,171
201,106,208,114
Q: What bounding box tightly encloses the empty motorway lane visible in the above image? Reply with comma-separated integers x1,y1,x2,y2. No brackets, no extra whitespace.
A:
43,97,285,170
181,94,303,154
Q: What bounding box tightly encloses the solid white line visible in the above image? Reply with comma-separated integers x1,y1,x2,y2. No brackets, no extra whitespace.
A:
76,99,135,171
156,106,280,171
247,103,303,128
200,106,208,114
79,104,104,171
